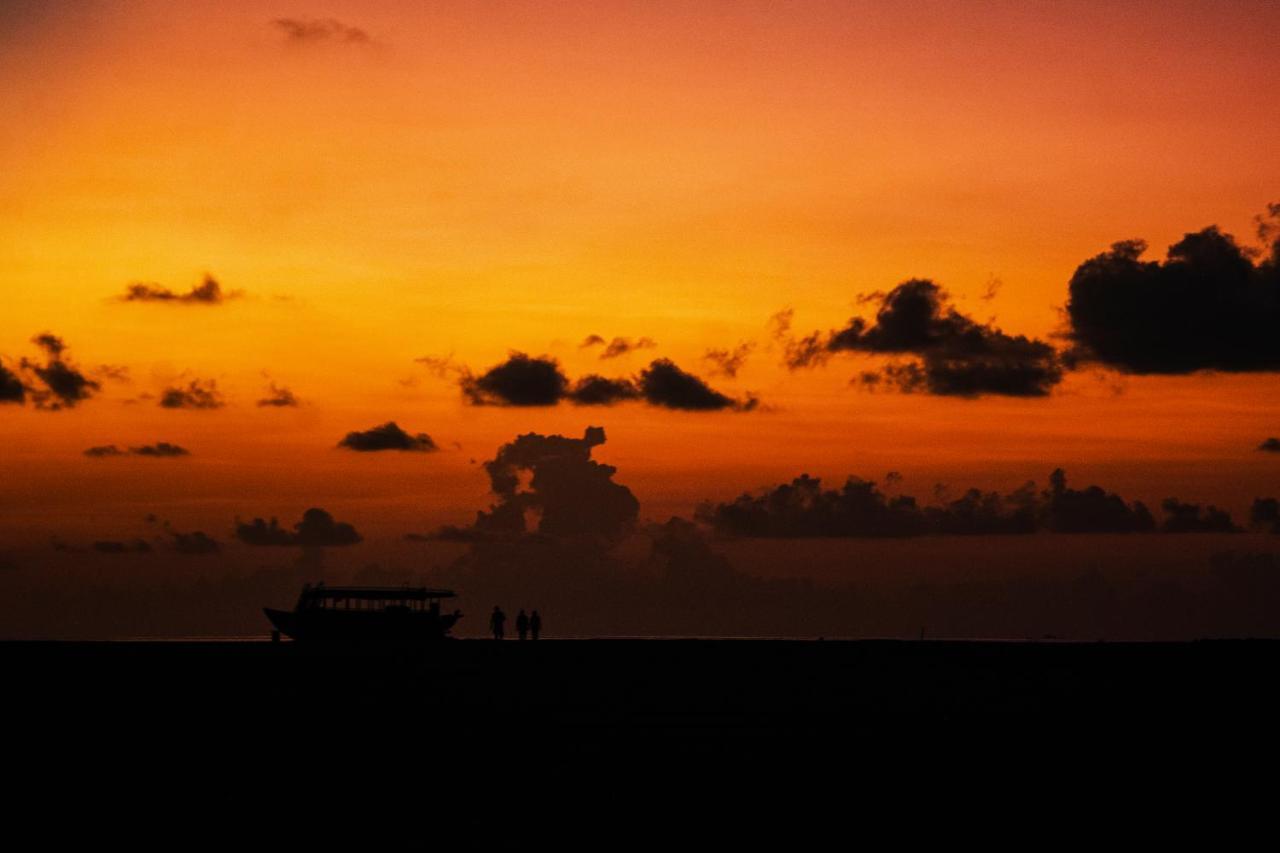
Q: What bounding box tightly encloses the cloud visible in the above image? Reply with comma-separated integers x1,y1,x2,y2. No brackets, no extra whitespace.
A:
581,335,657,359
1251,497,1280,534
121,275,235,304
272,18,370,44
84,445,124,457
1041,469,1155,533
778,280,1063,397
695,468,1163,538
132,442,190,457
16,333,101,410
1159,498,1240,533
431,427,639,544
702,342,755,378
0,363,24,403
1258,438,1280,453
1065,212,1280,374
638,358,756,411
338,421,438,452
566,375,641,406
159,379,224,410
256,382,299,407
171,530,220,555
459,352,757,411
91,540,153,555
460,353,569,406
83,442,190,458
415,354,460,379
236,507,362,547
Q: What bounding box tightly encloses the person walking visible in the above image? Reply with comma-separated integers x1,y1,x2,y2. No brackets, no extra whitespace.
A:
516,609,529,641
489,605,506,640
529,609,542,641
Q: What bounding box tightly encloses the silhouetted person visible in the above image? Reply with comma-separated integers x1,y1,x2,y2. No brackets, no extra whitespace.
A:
490,605,506,640
530,610,542,641
515,609,529,641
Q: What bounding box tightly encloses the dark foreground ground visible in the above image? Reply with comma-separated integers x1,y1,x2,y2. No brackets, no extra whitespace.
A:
7,639,1279,837
8,637,1280,736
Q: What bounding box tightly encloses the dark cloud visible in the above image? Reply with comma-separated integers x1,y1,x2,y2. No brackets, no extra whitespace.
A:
703,342,755,378
432,427,639,544
92,540,153,555
1065,213,1280,374
1159,499,1240,533
121,275,234,304
256,383,299,407
1042,469,1155,533
159,379,224,410
779,280,1063,397
580,335,657,359
236,507,362,547
131,442,190,457
0,363,24,403
1251,498,1280,534
272,17,370,44
696,468,1168,538
461,352,568,406
1258,438,1280,453
638,358,755,411
18,333,100,410
171,530,220,555
84,445,125,457
84,442,189,458
696,474,1033,538
338,421,438,452
459,353,757,411
566,375,641,406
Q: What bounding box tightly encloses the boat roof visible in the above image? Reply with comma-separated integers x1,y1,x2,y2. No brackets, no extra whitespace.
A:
301,585,457,601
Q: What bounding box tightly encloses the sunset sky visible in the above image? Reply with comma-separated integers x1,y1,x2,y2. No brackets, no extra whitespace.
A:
3,0,1280,570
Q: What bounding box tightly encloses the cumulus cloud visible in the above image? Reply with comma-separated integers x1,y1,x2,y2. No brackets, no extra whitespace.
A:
272,17,370,44
458,352,757,411
638,358,756,411
159,379,224,410
1251,497,1280,534
1041,468,1155,533
567,375,641,406
171,530,220,555
236,507,361,547
703,342,755,378
120,275,235,304
779,280,1062,397
461,352,568,406
1065,212,1280,374
256,382,299,407
425,427,639,544
84,442,190,458
338,421,438,452
695,468,1178,538
1159,499,1240,533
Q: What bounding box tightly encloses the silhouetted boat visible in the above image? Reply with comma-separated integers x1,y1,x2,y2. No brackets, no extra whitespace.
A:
264,584,462,645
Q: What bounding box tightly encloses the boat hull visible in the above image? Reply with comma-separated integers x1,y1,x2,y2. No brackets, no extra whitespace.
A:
264,607,460,645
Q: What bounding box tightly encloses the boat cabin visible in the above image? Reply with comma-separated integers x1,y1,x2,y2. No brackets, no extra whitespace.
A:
295,584,457,613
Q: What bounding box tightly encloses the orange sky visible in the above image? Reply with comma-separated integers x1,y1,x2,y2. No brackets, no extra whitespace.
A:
3,0,1280,544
